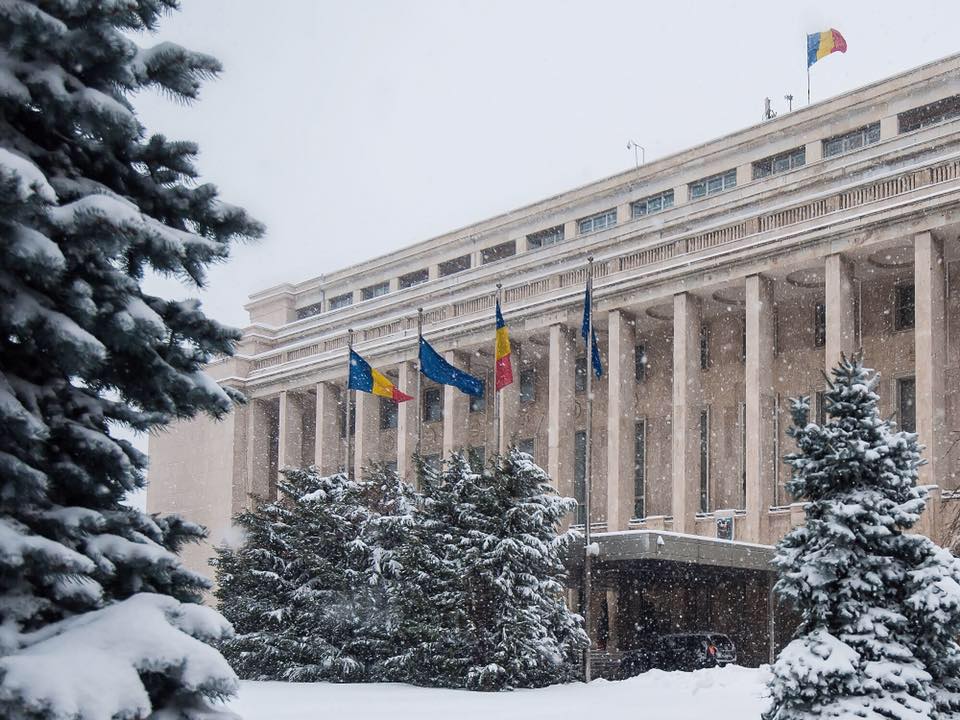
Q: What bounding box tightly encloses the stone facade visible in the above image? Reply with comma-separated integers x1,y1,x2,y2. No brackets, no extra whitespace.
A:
149,56,960,659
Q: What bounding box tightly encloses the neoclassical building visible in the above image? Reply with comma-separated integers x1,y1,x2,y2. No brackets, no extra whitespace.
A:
150,54,960,666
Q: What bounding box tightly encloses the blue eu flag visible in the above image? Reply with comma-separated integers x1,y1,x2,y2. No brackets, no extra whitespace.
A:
581,283,603,378
418,337,485,397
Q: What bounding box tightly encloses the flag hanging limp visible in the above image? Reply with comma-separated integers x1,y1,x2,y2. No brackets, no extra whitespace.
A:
495,300,513,391
807,29,847,68
581,284,603,379
419,337,485,397
349,349,413,402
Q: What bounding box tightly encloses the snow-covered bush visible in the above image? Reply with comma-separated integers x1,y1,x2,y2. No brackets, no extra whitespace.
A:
764,356,960,720
0,1,263,717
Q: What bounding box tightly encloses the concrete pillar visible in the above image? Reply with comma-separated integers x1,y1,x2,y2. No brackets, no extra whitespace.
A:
914,232,946,488
605,588,621,651
277,391,304,475
563,219,578,241
499,341,521,453
672,292,702,534
315,382,342,476
548,324,576,497
442,350,469,458
745,275,776,544
354,390,380,479
397,361,418,484
607,310,637,531
245,398,274,503
824,253,855,371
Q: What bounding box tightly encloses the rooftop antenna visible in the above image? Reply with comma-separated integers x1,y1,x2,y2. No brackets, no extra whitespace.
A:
626,140,645,169
784,93,794,112
762,97,777,121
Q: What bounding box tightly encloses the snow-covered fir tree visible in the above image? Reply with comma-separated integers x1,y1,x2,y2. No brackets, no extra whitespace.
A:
214,468,375,683
765,356,960,720
0,2,263,717
391,450,585,690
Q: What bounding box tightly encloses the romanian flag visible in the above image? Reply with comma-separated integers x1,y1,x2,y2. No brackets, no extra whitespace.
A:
348,349,413,402
495,301,513,391
807,29,847,68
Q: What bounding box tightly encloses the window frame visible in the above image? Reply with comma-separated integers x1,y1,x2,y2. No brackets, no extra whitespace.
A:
423,387,443,423
526,224,565,250
481,240,516,265
361,281,390,301
379,396,398,431
814,303,826,348
633,419,647,520
897,376,917,433
398,268,429,289
635,343,648,383
894,283,915,331
689,169,737,200
822,122,881,158
577,208,617,236
328,292,353,311
574,430,587,525
699,408,710,513
630,189,675,219
438,254,471,277
519,367,536,404
898,95,960,134
752,147,806,180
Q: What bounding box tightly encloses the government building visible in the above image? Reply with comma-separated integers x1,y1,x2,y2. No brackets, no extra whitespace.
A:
149,55,960,668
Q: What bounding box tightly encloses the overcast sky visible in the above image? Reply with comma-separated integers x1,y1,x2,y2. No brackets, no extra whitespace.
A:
133,0,960,331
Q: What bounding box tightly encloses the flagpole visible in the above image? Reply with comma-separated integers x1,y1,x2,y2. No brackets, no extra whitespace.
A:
583,257,594,684
494,284,502,455
416,308,424,457
807,66,811,105
345,328,354,478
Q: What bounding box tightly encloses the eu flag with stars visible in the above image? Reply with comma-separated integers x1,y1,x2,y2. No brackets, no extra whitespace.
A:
581,284,603,378
418,337,485,397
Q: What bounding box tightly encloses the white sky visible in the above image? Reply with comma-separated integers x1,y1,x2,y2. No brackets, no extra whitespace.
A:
134,0,960,331
128,1,958,508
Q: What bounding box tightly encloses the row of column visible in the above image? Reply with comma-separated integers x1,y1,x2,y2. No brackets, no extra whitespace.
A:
253,233,946,545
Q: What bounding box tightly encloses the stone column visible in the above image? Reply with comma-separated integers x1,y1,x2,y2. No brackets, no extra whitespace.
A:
745,275,776,544
824,253,855,371
245,397,274,503
315,382,342,476
277,391,304,480
915,232,946,488
499,342,521,453
548,324,576,497
672,292,702,534
397,361,419,484
605,588,621,651
354,390,380,479
442,350,469,458
607,310,637,531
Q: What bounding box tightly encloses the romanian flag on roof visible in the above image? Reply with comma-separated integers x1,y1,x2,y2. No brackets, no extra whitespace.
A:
348,349,413,402
495,300,513,391
807,29,847,68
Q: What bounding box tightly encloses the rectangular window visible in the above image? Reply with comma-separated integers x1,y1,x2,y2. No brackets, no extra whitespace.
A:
895,284,915,331
469,446,485,473
398,268,429,289
699,408,710,513
329,292,353,311
481,241,516,265
575,356,587,393
574,430,587,525
738,402,746,508
339,397,356,438
689,169,737,200
469,388,485,413
438,254,471,277
518,438,535,457
379,397,398,430
361,281,390,301
898,377,916,433
898,95,960,134
752,147,806,180
634,420,646,519
423,387,443,423
630,189,674,218
815,390,827,426
578,208,617,235
814,303,826,348
635,343,648,383
519,367,536,404
822,122,881,158
527,224,565,249
295,302,324,320
699,324,710,370
740,321,747,363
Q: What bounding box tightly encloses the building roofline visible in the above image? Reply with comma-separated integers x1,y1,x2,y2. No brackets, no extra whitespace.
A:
249,51,960,306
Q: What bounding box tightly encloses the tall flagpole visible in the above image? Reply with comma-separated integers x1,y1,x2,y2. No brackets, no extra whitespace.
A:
344,328,354,478
416,308,424,456
583,257,594,684
493,284,502,455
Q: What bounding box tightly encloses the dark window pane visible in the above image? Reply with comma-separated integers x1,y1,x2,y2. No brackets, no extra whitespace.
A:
481,241,516,264
634,421,646,519
520,367,536,403
469,389,485,413
575,357,587,393
699,409,710,513
380,397,398,430
527,225,565,249
895,284,915,330
423,387,443,423
398,268,429,289
438,254,471,277
898,378,916,433
635,343,647,382
329,293,353,311
814,303,826,348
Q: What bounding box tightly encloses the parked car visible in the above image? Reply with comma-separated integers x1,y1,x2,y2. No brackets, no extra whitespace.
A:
617,633,737,678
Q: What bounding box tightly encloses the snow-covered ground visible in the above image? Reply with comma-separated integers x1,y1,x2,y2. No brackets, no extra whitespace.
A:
227,665,768,720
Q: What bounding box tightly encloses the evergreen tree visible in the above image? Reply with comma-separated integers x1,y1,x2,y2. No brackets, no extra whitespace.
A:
388,450,585,690
765,356,960,720
0,2,263,716
214,469,374,683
